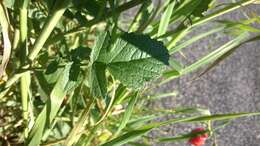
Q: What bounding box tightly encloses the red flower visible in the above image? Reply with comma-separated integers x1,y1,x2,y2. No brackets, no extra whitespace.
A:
188,128,208,146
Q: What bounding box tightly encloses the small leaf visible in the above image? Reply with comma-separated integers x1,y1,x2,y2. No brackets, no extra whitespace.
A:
89,62,107,98
69,63,81,81
74,11,89,26
192,0,213,17
45,60,59,74
72,0,108,17
71,46,91,63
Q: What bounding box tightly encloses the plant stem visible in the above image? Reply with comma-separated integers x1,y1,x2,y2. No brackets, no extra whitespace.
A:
64,99,93,146
19,0,30,138
12,28,20,50
28,0,72,61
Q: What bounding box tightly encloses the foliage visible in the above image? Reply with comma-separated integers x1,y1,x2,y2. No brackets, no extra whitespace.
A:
0,0,259,145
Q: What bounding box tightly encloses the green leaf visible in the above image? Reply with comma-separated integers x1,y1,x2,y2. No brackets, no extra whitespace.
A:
158,121,230,143
34,71,52,101
195,35,260,80
45,60,59,74
185,112,260,122
69,63,81,81
89,62,107,98
113,84,128,105
129,0,153,32
169,26,225,54
126,115,158,129
97,33,170,89
157,0,176,36
180,32,249,75
70,46,91,63
142,112,260,130
114,92,139,136
150,0,202,36
106,111,260,146
90,32,111,63
101,129,151,146
107,58,166,89
192,0,213,17
27,63,73,146
72,0,108,17
218,20,260,34
158,130,209,142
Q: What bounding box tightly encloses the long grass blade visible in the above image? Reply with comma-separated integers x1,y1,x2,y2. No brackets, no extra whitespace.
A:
180,32,249,75
157,0,176,36
169,26,225,54
114,92,139,137
101,111,260,146
27,63,72,146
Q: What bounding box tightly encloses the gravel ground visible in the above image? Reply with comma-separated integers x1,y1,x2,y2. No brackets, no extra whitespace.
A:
149,3,260,146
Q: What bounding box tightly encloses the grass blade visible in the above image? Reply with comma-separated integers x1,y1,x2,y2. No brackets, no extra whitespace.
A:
102,111,260,146
158,121,230,143
195,34,260,79
180,32,249,75
157,0,176,36
114,92,139,137
101,129,151,146
29,0,71,60
27,63,72,146
143,112,260,129
169,26,225,54
64,99,94,146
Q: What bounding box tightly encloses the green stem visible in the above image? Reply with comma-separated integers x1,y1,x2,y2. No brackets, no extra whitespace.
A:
28,0,71,61
19,0,30,138
64,100,93,146
20,9,28,62
12,28,20,50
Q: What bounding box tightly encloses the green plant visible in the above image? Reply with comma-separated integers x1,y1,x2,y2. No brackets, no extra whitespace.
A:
0,0,259,146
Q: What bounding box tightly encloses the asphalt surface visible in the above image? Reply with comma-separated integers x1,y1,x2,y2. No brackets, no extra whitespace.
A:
149,3,260,146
